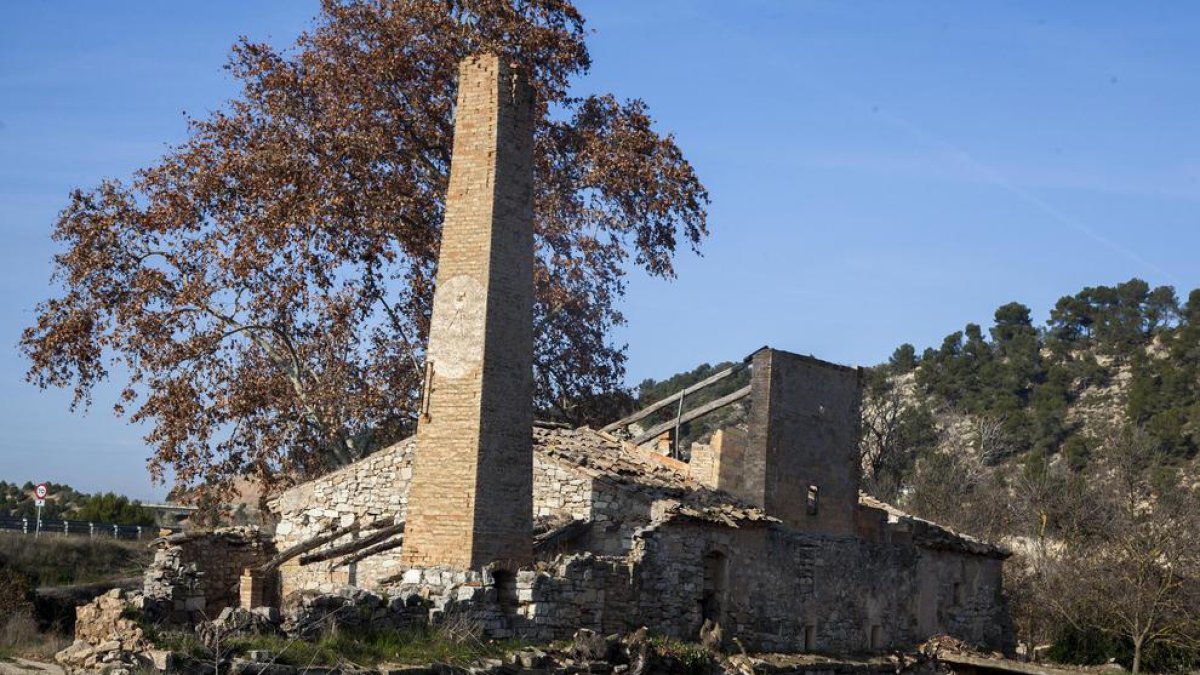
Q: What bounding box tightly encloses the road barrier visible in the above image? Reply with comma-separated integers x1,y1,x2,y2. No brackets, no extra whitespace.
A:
0,516,177,540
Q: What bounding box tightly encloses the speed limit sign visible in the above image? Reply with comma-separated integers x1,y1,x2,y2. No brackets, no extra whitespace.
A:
34,483,49,500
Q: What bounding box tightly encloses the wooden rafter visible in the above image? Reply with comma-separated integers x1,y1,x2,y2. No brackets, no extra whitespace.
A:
630,385,752,446
601,362,747,434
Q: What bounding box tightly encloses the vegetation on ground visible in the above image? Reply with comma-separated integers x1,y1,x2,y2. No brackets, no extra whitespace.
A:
0,532,150,587
645,635,715,674
0,567,70,662
146,623,523,668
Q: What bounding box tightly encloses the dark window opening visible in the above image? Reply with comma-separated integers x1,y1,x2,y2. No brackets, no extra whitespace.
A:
870,625,882,650
804,624,816,651
806,485,820,515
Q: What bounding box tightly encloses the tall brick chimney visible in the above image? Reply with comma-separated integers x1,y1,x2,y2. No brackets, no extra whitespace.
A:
401,54,535,569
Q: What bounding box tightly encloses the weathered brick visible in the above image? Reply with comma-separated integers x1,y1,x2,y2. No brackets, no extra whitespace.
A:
401,54,535,569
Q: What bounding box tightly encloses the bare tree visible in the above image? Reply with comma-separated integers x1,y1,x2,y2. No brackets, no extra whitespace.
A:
1063,426,1200,675
860,372,938,502
974,414,1015,466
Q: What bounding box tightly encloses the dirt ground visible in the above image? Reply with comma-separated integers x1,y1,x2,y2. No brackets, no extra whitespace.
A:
0,658,65,675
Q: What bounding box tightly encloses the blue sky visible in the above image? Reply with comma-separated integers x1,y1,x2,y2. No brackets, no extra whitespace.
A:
2,2,1198,499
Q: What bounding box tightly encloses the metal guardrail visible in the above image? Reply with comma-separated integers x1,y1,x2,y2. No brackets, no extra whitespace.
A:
0,516,175,540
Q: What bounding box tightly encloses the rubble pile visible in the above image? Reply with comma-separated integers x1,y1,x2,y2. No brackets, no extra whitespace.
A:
55,589,158,675
535,427,774,526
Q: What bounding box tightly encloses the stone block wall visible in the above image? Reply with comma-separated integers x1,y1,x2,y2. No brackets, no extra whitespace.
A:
272,518,1010,655
916,549,1009,649
533,455,593,522
741,349,863,535
269,439,413,596
625,519,1011,654
533,453,657,556
144,527,274,621
271,438,657,598
688,427,747,495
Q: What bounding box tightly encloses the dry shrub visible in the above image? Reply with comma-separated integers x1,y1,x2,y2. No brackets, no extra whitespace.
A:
1,613,40,652
0,566,34,618
435,610,484,647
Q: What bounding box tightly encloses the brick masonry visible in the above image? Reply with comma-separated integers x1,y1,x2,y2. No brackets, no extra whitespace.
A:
401,53,536,570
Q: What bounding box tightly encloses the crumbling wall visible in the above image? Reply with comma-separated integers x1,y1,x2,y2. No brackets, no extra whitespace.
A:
688,427,747,495
144,527,273,621
269,439,413,595
379,555,633,643
625,519,1011,654
533,454,593,522
271,438,654,598
533,453,657,556
916,549,1009,650
56,589,153,674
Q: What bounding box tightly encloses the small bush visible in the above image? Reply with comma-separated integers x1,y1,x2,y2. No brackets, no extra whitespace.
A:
647,636,713,674
1047,626,1199,673
0,566,34,618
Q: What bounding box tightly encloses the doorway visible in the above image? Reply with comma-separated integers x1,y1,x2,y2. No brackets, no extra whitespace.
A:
700,550,729,624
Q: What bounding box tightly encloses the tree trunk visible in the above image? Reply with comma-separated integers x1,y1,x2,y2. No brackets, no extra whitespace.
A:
1132,637,1142,675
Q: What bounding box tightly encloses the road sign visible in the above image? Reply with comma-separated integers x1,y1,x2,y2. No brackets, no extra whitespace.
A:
34,483,49,500
34,498,45,507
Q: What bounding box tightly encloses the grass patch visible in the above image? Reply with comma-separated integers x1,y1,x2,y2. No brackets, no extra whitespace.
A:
147,624,525,668
647,636,714,674
0,614,71,663
0,532,150,587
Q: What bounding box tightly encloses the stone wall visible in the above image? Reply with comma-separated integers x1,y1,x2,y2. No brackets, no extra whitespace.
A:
271,438,656,596
269,439,413,596
533,454,593,523
916,549,1008,649
143,527,274,622
532,452,662,556
741,349,864,535
625,519,1011,654
347,519,1009,654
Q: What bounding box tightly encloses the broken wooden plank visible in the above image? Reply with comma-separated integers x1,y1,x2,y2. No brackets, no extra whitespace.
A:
256,519,390,573
601,362,747,433
337,536,405,567
258,523,360,573
630,385,752,446
299,522,406,566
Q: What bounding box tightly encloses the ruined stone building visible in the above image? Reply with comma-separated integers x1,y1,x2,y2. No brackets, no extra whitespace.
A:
137,53,1014,656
